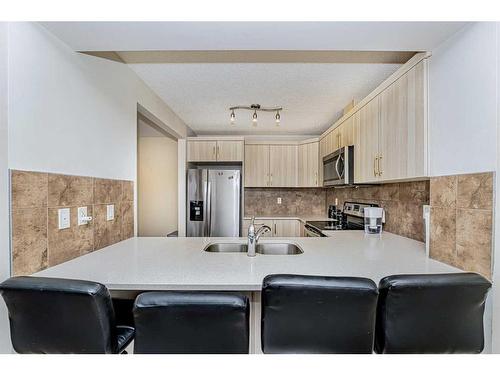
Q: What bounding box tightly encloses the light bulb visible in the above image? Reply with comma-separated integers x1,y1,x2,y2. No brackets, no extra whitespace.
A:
275,111,280,126
230,110,235,125
252,111,258,126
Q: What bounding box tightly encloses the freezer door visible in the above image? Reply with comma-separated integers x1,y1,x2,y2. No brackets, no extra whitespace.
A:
186,169,209,237
208,170,241,237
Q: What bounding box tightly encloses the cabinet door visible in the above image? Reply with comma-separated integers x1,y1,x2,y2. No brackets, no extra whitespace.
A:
242,219,274,237
217,140,244,161
339,116,354,147
355,98,380,183
307,141,319,187
298,143,308,187
187,141,217,161
379,60,427,180
298,142,319,187
274,219,300,237
244,145,270,187
269,145,297,187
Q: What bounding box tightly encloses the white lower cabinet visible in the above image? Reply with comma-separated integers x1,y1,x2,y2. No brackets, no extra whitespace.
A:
242,219,302,237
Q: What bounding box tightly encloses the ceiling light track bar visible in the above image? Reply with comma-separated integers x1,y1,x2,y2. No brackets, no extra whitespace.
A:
229,104,282,112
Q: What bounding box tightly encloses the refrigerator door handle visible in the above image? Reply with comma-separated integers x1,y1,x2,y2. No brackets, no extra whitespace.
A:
206,180,212,237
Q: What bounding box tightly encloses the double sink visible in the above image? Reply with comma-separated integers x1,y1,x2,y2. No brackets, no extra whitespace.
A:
204,242,303,255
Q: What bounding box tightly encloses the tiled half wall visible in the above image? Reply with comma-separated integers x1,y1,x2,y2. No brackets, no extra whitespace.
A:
10,170,135,276
326,181,430,242
429,172,493,279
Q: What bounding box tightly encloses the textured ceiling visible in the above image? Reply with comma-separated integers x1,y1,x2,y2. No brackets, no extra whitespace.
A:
129,63,401,135
41,22,467,51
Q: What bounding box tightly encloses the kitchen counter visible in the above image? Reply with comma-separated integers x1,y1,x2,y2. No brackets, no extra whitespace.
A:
34,232,459,291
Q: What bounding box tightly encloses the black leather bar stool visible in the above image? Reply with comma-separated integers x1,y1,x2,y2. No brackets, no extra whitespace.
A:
375,273,491,354
0,276,135,354
261,274,379,354
133,291,249,353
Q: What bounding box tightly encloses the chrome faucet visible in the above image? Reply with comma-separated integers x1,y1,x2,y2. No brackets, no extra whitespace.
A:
247,217,271,257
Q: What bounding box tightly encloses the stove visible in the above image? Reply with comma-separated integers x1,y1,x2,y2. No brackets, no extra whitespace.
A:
304,201,379,237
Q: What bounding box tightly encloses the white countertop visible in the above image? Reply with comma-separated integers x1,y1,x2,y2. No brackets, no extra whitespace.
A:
34,232,460,291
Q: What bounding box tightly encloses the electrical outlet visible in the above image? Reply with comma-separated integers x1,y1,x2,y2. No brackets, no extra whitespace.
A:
78,206,92,225
58,208,70,230
277,197,282,204
106,204,114,221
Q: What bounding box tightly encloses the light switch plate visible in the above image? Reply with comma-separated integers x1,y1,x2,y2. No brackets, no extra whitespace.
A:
78,207,88,225
106,204,114,221
277,197,282,204
58,208,71,230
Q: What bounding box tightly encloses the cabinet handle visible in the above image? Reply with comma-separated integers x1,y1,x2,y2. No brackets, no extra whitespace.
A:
378,155,383,176
315,172,318,186
274,223,277,236
213,146,216,158
270,173,273,186
217,145,220,159
373,156,378,177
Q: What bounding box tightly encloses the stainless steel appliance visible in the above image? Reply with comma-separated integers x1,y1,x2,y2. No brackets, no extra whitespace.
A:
186,169,241,237
305,201,379,237
323,145,354,186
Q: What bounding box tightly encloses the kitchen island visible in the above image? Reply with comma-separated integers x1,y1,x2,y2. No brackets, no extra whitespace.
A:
34,232,460,353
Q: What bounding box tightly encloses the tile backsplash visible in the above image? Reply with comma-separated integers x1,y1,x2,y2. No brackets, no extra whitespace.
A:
245,188,326,217
326,181,430,242
429,172,493,279
10,170,135,276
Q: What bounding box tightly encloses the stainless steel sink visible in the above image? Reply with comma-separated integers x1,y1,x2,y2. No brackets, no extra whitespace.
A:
204,242,303,255
204,243,247,253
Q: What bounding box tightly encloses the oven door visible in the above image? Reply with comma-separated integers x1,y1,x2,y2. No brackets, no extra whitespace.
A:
323,147,346,186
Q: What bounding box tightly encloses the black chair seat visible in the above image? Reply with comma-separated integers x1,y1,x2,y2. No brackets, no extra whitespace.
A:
133,291,249,354
261,274,378,354
0,276,134,354
375,273,491,354
116,326,135,352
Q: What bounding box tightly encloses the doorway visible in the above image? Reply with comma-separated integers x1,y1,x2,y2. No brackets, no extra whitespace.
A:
137,113,178,236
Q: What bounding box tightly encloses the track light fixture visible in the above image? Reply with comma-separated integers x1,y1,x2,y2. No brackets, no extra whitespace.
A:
229,104,283,127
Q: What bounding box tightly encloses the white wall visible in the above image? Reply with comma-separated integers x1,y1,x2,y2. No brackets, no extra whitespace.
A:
0,22,12,353
8,22,189,180
138,133,178,236
429,22,497,176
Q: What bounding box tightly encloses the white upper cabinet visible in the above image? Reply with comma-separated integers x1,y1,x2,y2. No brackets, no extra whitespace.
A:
244,144,270,187
298,141,319,187
187,140,217,162
269,145,298,187
216,140,244,162
187,139,244,162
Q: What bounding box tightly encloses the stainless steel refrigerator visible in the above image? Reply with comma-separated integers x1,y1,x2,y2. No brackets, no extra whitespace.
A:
186,169,241,237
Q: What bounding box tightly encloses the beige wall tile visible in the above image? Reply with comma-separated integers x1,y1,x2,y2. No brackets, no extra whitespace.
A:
11,170,48,209
245,188,326,216
399,180,429,204
121,201,134,239
430,175,457,208
48,174,93,207
47,206,93,267
457,172,493,210
122,180,134,202
456,209,492,279
94,178,122,204
11,208,48,275
429,207,457,266
94,203,122,250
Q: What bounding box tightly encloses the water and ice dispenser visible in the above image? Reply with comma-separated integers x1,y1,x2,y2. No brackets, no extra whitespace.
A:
363,207,385,234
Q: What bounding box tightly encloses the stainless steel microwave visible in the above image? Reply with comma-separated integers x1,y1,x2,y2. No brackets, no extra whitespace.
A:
322,145,354,186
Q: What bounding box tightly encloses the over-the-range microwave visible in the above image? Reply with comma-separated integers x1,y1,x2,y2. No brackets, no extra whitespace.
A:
322,145,354,186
